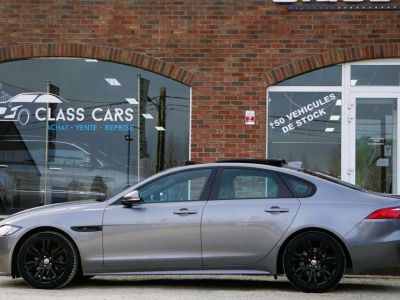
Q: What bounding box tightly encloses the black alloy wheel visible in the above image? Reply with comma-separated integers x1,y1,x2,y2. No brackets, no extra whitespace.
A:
283,231,346,293
17,231,78,289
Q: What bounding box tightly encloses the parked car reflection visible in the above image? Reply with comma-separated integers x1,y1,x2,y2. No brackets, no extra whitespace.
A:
0,138,138,215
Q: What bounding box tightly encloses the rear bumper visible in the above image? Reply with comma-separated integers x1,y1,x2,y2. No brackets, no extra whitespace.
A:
345,220,400,274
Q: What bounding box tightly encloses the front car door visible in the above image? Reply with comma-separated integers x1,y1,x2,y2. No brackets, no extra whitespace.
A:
201,167,301,266
103,167,214,270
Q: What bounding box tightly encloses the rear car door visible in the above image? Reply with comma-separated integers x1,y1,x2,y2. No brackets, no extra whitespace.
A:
201,167,301,266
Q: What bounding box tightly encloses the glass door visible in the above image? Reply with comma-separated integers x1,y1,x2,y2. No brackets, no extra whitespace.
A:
349,95,399,194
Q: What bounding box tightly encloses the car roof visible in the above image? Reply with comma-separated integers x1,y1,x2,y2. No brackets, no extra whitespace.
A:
7,93,63,104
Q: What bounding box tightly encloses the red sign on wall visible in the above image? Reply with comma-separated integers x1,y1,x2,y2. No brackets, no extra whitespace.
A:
245,111,255,125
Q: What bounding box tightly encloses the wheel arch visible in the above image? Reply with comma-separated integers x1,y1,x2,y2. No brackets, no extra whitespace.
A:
11,226,82,278
276,227,353,275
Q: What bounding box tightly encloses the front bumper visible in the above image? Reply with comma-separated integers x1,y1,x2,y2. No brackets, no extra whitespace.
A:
345,219,400,274
0,232,20,276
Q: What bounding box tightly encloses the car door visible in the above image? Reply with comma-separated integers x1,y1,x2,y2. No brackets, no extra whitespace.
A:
201,167,301,266
103,167,215,269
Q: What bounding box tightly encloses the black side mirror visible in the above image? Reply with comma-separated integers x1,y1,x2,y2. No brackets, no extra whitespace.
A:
121,190,142,207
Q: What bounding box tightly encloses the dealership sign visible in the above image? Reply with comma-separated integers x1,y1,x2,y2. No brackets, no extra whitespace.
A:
269,93,337,134
0,92,136,131
273,0,390,3
273,0,400,10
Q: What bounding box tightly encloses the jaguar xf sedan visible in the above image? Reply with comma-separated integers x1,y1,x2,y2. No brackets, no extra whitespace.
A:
0,159,399,292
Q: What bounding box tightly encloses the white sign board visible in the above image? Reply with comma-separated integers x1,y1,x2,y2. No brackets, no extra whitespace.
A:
245,111,255,125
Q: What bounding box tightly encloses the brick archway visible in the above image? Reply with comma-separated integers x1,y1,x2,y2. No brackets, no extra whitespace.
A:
0,43,196,85
263,44,400,86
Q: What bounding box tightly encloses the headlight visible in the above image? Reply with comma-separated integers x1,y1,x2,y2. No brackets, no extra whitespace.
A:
0,225,22,236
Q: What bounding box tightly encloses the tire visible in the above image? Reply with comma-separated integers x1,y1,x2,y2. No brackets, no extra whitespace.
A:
17,231,78,289
283,231,346,293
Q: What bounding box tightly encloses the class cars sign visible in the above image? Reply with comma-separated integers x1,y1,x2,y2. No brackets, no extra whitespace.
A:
273,0,397,10
0,93,136,131
273,0,390,2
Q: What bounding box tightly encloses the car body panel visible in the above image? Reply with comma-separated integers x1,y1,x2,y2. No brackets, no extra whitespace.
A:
0,162,399,279
345,219,400,273
201,198,300,266
0,200,107,275
103,201,205,268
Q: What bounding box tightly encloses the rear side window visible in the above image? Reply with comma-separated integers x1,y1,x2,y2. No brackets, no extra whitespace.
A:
216,168,293,200
280,174,315,198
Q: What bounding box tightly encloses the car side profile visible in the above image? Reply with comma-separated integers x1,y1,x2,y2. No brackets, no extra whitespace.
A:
0,159,399,292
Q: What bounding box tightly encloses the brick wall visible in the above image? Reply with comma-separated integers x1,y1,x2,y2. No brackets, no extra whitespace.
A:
1,0,400,161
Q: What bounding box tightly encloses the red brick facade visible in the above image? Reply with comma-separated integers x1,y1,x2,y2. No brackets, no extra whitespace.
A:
1,0,400,161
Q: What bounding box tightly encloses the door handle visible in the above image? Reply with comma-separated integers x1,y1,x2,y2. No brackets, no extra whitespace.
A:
0,165,8,168
174,208,198,216
265,206,290,214
49,167,62,171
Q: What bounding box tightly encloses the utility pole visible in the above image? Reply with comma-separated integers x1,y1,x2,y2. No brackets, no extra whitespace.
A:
136,74,141,181
125,127,133,186
44,81,59,205
156,87,166,172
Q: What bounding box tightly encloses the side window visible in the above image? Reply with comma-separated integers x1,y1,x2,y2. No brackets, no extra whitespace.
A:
280,174,315,198
0,140,39,164
216,168,292,200
138,168,212,203
49,143,91,166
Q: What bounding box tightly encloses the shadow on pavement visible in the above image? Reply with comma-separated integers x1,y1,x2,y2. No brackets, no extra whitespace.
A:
74,276,400,293
2,276,400,294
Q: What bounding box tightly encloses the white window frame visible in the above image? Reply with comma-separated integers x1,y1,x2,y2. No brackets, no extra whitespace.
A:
267,59,400,192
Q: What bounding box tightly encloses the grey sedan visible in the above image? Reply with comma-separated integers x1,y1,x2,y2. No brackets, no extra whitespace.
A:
0,159,399,292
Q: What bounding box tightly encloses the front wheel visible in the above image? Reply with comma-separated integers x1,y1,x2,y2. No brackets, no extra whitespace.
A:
283,231,346,293
17,231,78,289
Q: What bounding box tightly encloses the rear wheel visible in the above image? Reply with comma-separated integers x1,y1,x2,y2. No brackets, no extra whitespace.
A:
283,232,345,293
17,231,78,289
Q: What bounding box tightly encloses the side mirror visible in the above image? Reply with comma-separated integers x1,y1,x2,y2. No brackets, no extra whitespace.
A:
121,190,142,207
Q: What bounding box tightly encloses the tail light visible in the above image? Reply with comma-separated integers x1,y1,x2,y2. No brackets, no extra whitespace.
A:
366,206,400,219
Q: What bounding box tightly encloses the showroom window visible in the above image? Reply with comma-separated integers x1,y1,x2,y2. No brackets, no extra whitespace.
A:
268,60,400,195
0,58,190,215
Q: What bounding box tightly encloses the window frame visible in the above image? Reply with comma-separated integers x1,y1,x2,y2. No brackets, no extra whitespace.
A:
267,59,400,187
278,172,317,198
209,166,296,201
114,167,217,205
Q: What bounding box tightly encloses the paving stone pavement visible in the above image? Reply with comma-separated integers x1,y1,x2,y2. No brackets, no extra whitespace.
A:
0,275,399,300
